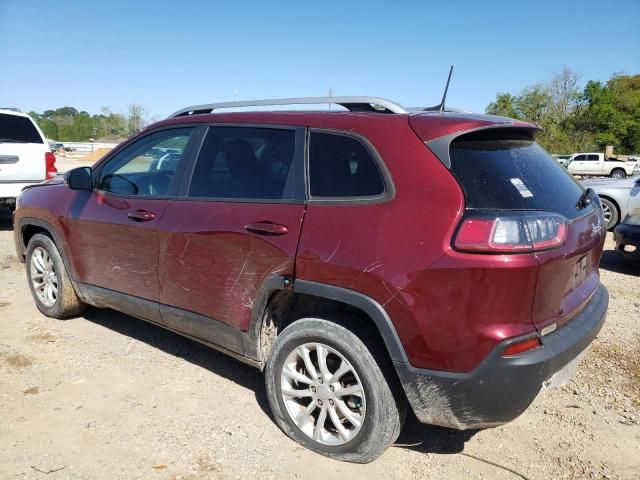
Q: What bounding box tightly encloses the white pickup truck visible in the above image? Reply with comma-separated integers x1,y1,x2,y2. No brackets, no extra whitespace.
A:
0,109,57,210
566,152,635,178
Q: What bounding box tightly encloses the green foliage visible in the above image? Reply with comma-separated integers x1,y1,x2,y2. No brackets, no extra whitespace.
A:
485,68,640,154
28,104,149,142
486,93,518,118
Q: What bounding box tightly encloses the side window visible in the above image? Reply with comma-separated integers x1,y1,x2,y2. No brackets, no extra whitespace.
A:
188,127,297,200
0,113,43,143
573,154,586,161
309,132,385,198
586,154,599,161
97,128,194,197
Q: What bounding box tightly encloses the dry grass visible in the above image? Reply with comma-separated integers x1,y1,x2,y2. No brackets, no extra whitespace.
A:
81,147,112,162
591,341,640,406
23,386,39,395
28,332,56,343
4,353,33,368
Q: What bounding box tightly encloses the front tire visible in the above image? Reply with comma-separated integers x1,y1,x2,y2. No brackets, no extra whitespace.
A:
264,318,404,463
599,197,619,230
26,234,85,318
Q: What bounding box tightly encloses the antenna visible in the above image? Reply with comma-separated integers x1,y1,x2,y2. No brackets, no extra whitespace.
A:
424,65,454,112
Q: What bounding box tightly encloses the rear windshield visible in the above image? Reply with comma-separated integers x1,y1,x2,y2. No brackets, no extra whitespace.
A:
0,113,43,144
449,130,585,219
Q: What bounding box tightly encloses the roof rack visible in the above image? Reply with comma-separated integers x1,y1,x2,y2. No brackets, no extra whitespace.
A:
167,96,408,118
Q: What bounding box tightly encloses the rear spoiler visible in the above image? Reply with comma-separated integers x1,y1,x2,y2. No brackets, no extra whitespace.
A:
426,125,542,168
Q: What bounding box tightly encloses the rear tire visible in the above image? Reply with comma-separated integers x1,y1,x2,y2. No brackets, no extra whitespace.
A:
26,234,85,318
264,317,405,463
600,197,619,230
609,168,625,179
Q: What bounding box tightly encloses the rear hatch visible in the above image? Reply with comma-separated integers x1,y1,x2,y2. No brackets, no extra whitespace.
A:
0,112,47,182
444,127,605,332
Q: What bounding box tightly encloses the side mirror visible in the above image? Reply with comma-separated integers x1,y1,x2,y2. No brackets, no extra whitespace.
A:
65,167,93,191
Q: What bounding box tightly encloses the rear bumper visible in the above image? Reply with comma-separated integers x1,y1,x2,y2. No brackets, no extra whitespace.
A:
395,283,608,430
614,224,640,261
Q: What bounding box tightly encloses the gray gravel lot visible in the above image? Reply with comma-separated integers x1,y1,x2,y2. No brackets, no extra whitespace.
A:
0,207,638,479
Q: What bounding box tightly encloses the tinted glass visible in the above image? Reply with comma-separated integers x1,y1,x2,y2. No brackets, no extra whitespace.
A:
189,127,296,200
449,130,585,219
98,128,194,196
0,114,43,143
586,154,599,161
574,154,586,161
309,132,384,197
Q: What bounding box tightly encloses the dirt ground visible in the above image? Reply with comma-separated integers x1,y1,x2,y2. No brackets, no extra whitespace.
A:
0,207,638,480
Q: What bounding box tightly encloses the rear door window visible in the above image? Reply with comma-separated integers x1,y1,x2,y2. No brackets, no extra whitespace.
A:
586,154,599,161
188,126,301,201
449,130,585,219
0,114,43,144
309,132,385,198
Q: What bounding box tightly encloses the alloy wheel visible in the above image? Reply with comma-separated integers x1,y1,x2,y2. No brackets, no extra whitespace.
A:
30,246,58,307
280,342,366,446
602,203,613,227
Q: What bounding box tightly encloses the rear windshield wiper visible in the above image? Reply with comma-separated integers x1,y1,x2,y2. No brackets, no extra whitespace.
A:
576,187,595,210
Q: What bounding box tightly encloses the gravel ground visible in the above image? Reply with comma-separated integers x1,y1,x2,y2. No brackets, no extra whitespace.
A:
0,207,638,480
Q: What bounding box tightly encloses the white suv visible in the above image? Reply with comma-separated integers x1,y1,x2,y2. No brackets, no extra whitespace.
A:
0,109,57,210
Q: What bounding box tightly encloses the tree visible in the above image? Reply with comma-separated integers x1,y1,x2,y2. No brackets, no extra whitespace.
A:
95,107,127,140
482,68,640,153
127,104,148,136
485,93,518,118
575,74,640,153
515,83,550,124
547,66,581,127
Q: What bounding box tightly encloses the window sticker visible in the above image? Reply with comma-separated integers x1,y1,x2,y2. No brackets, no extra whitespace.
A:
510,178,533,198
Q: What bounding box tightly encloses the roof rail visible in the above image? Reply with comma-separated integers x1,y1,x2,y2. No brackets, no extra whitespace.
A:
167,96,408,118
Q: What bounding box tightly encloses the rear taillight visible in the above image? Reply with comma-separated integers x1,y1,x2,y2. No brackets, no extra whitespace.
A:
454,212,567,253
45,152,57,180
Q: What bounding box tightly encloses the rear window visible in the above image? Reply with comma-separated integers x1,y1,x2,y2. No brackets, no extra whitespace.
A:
309,132,385,198
449,130,584,219
0,113,43,144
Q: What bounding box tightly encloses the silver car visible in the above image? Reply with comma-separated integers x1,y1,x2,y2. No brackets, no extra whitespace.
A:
582,175,640,230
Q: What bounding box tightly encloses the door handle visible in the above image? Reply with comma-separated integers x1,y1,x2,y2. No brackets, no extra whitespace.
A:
128,210,156,222
245,222,289,235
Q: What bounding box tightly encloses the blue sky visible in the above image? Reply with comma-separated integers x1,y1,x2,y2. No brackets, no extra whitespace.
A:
1,0,638,118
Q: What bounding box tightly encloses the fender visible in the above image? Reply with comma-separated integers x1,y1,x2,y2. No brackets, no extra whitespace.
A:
292,280,409,364
242,275,289,361
243,277,410,366
17,217,85,298
17,217,63,258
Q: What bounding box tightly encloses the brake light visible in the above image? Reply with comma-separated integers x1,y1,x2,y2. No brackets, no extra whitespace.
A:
45,152,57,180
502,337,541,356
454,213,566,253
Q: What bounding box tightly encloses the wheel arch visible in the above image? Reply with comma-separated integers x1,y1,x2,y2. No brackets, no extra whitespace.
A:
18,218,75,277
246,278,409,369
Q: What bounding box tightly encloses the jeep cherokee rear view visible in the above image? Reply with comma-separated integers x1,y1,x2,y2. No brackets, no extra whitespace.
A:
13,97,608,463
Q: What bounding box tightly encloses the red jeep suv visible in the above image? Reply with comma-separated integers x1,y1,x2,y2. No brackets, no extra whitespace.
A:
14,97,608,463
